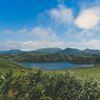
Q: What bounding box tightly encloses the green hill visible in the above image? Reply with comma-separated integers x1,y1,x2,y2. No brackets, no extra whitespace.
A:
0,57,26,74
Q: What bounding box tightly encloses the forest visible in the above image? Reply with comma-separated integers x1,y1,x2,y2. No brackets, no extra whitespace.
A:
0,53,96,64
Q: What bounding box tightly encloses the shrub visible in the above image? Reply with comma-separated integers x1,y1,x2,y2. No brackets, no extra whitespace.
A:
0,70,100,100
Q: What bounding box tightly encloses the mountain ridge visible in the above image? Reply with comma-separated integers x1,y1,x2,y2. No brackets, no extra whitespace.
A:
0,47,100,55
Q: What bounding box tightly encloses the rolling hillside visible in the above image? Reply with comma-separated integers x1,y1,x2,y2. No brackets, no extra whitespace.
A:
0,57,26,74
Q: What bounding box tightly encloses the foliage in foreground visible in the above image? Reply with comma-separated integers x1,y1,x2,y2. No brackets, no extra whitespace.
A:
0,70,100,100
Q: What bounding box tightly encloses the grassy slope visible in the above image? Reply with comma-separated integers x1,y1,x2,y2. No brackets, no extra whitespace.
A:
0,58,29,75
69,64,100,84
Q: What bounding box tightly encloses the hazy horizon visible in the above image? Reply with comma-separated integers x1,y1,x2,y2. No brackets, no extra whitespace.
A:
1,47,100,51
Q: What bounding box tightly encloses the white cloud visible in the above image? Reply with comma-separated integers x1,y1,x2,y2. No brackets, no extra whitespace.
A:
66,39,100,49
1,38,100,50
3,27,58,39
50,5,74,25
75,7,100,29
31,27,56,37
0,39,65,51
17,27,52,37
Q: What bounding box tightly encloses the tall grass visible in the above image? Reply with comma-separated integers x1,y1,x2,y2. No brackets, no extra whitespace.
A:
0,69,100,100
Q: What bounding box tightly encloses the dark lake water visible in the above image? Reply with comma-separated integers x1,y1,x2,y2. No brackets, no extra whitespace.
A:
20,62,94,70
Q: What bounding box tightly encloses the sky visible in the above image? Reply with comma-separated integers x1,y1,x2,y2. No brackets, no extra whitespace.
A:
0,0,100,50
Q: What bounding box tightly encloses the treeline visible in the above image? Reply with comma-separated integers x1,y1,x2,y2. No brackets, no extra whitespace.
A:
0,53,96,64
12,53,95,64
0,70,100,100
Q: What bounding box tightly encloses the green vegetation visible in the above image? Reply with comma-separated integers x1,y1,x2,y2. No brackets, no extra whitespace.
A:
0,57,30,75
0,70,100,100
0,55,100,99
69,64,100,83
0,53,95,64
15,53,95,64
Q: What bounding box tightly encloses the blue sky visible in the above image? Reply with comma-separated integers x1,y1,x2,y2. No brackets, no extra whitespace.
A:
0,0,100,50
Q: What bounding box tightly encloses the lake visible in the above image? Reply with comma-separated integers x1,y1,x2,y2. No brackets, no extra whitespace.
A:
20,62,94,70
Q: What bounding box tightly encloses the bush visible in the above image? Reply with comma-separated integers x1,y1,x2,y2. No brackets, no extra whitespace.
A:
0,70,100,100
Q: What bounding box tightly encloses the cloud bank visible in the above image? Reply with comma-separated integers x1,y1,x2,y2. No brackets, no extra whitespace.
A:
0,1,100,50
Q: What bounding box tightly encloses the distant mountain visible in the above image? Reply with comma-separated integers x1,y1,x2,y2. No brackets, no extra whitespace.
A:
60,48,100,56
0,48,62,54
0,49,23,54
0,48,100,56
34,48,62,53
83,49,100,55
60,48,82,55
